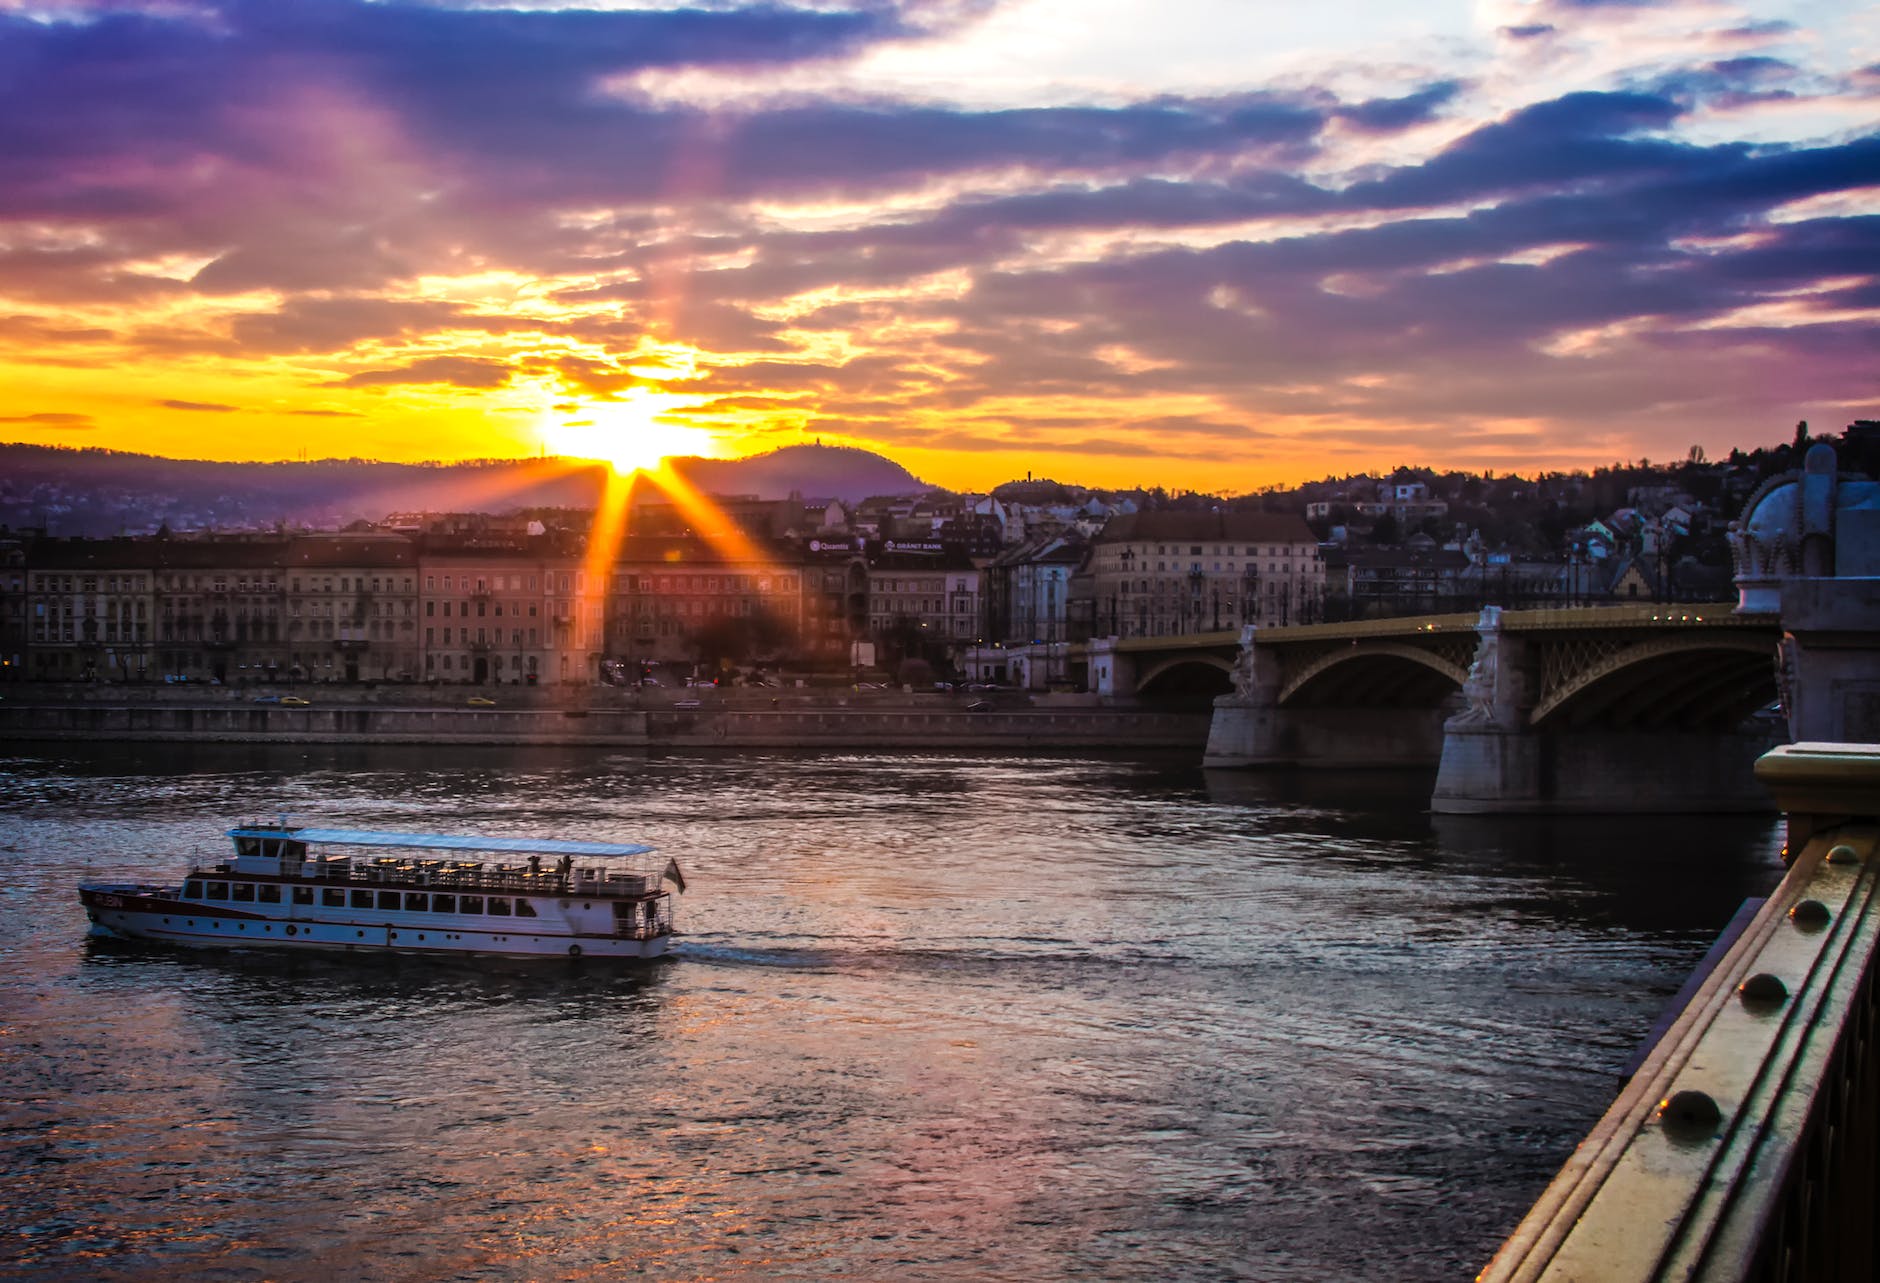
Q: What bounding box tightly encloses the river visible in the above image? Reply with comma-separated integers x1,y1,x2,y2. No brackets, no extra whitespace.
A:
0,744,1785,1281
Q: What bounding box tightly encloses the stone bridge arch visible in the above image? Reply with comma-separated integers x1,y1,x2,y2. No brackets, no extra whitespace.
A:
1529,634,1778,730
1278,640,1473,708
1135,653,1235,697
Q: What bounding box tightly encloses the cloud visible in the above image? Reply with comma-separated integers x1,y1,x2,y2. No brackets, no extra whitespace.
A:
1335,82,1464,133
157,398,239,412
0,411,96,426
335,356,512,388
0,2,1872,478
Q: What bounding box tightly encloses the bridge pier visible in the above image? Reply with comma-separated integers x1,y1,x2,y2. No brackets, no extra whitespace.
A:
1432,607,1777,814
1203,630,1449,768
1205,704,1448,768
1202,603,1780,799
1431,722,1777,814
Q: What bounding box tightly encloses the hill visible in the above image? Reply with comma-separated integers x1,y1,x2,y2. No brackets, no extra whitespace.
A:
0,442,924,535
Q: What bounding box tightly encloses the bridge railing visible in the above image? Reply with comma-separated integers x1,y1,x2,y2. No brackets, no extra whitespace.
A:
1481,742,1880,1282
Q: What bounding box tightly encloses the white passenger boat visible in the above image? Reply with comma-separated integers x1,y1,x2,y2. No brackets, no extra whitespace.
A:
78,823,685,961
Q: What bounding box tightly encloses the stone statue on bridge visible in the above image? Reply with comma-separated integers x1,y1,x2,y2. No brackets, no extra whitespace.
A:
1451,606,1503,727
1229,624,1259,700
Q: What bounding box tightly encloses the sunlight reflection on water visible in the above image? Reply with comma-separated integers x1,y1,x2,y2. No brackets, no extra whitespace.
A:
0,744,1783,1281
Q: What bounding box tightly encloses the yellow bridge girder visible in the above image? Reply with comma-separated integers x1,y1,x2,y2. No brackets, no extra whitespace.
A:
1528,633,1779,728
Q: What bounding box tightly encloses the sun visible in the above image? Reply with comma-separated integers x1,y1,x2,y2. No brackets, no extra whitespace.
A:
544,392,713,473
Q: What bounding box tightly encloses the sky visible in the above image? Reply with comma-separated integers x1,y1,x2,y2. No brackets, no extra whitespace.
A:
0,0,1875,492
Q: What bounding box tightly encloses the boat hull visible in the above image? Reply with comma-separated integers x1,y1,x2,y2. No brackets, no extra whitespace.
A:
79,885,672,961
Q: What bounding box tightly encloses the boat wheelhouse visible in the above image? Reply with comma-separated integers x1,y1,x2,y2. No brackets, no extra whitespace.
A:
79,823,684,960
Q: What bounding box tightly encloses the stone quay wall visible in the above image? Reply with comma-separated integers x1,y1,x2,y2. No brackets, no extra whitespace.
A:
0,685,1210,750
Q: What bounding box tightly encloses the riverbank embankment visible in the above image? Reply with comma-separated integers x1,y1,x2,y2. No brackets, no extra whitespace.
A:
0,684,1211,749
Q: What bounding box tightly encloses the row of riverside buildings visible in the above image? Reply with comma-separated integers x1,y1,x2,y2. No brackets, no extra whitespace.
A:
0,509,1328,686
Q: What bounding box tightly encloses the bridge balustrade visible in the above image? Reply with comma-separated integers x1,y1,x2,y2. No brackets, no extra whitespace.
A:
1482,742,1880,1282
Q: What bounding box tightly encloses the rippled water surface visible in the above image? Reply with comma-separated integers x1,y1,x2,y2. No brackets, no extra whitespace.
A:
0,744,1785,1281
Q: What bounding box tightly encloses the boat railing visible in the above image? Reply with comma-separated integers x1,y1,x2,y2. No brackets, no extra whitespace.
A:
191,858,662,898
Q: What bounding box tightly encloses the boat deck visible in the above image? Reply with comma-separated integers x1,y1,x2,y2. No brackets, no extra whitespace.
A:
191,856,658,899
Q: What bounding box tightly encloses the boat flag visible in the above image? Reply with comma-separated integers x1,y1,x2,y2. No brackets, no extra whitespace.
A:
663,857,687,894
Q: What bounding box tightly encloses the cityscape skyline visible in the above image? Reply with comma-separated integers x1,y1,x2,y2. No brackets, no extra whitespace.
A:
2,0,1875,493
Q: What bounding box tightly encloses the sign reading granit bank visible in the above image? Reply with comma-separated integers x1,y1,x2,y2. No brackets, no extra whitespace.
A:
884,541,944,554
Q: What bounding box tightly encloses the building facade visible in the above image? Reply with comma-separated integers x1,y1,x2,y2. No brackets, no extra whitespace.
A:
284,533,419,682
1087,511,1323,637
604,536,805,668
866,544,983,665
417,537,577,685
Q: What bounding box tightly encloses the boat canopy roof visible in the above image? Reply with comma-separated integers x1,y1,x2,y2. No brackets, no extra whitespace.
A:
227,826,654,859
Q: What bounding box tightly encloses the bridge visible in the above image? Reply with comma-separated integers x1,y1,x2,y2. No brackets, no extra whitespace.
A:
1086,603,1784,813
1478,445,1880,1277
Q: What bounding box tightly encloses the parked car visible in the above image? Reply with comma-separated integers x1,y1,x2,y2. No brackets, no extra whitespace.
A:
467,696,497,706
673,698,702,710
279,696,311,707
251,694,281,704
966,699,993,712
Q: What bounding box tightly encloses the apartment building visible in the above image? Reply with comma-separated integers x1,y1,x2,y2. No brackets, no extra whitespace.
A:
1088,511,1323,636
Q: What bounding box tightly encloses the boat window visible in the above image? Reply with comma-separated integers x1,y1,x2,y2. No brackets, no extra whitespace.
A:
514,899,538,918
404,893,428,912
236,838,261,856
232,883,256,902
282,841,307,859
488,898,512,916
185,881,202,898
258,885,281,903
206,882,229,900
460,895,484,914
350,889,374,909
432,894,456,914
292,887,314,905
261,840,279,858
322,888,346,907
377,891,401,911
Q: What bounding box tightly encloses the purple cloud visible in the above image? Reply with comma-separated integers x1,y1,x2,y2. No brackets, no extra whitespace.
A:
0,2,1870,474
336,356,512,388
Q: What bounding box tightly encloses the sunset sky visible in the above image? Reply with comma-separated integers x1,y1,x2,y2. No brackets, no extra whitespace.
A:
1,0,1875,491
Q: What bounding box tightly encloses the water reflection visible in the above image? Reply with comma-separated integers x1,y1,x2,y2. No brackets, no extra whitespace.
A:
1,745,1785,1281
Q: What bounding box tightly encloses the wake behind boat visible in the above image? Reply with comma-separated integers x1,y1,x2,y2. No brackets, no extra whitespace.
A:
79,822,686,961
